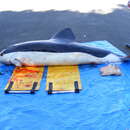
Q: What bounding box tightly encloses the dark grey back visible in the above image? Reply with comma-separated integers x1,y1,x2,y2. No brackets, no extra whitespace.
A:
0,28,114,58
1,40,112,58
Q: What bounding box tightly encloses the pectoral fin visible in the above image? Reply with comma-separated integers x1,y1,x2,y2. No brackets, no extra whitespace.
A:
11,58,22,67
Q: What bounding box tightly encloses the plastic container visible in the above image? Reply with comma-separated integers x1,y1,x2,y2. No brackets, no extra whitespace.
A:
128,0,130,7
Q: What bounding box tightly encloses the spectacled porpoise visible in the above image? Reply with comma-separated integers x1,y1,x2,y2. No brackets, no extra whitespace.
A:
0,28,129,66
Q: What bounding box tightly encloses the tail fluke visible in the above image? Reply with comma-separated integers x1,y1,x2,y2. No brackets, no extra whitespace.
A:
120,56,130,62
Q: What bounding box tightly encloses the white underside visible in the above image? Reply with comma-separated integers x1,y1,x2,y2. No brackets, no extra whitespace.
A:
0,52,121,66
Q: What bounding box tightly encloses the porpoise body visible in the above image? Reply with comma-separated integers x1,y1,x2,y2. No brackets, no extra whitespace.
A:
0,28,128,66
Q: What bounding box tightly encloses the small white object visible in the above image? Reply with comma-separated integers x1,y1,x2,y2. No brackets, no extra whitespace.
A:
100,64,122,76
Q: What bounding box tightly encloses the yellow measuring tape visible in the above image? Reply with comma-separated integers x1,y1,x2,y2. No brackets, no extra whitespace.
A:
46,65,82,94
5,66,44,94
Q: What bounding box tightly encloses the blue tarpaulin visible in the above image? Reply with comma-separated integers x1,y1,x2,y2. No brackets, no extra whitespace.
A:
0,41,130,130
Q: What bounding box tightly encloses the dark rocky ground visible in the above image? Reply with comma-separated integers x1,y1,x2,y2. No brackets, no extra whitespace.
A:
0,5,130,54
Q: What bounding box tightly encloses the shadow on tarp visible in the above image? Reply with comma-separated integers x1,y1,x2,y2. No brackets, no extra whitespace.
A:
0,41,130,129
0,4,130,54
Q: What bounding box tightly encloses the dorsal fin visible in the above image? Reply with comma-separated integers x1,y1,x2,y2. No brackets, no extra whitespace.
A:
51,28,76,41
